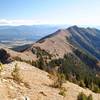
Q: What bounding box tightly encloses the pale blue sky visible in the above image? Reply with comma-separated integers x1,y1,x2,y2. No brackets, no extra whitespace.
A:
0,0,100,25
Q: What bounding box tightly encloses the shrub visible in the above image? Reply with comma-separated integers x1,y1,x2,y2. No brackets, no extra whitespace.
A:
77,92,87,100
24,82,31,89
77,92,93,100
0,62,3,72
13,56,22,61
11,63,23,83
52,73,65,88
87,94,93,100
59,87,66,97
92,85,100,93
79,80,86,88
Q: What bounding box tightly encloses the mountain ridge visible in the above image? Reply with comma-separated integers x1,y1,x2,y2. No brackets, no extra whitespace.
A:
31,25,100,60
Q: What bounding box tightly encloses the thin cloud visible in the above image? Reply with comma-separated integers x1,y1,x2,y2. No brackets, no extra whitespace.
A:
0,19,45,26
0,19,12,25
0,18,100,26
0,19,69,25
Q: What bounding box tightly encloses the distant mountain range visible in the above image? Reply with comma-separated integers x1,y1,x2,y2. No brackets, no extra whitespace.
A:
0,25,69,41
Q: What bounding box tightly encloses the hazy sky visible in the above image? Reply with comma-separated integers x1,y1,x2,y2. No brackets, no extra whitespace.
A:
0,0,100,25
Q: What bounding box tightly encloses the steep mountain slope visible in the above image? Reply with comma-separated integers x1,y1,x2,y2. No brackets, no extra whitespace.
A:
28,29,74,58
67,26,100,60
23,26,100,94
23,26,100,73
0,61,99,100
29,25,100,60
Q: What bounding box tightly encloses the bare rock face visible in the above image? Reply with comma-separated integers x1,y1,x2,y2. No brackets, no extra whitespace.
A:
0,48,12,63
0,47,37,64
